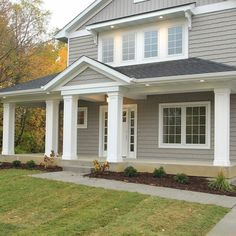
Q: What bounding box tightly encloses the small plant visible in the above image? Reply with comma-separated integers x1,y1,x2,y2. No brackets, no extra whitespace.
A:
153,167,166,178
174,173,189,184
26,160,36,169
92,160,109,174
124,166,138,177
41,151,58,169
209,171,234,193
12,160,21,168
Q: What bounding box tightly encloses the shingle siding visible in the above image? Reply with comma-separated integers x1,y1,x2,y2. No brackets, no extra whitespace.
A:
189,9,236,67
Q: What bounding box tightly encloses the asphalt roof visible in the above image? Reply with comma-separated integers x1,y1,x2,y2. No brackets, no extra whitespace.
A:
114,58,236,79
0,73,60,93
0,58,236,93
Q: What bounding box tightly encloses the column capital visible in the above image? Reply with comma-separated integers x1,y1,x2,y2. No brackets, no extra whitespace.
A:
214,88,231,94
63,95,79,100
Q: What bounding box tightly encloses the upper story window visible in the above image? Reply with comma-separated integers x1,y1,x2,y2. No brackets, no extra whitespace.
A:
168,26,183,55
144,31,158,58
122,33,136,61
102,37,114,63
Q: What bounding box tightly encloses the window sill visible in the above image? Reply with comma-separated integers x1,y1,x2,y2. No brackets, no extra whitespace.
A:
158,144,211,150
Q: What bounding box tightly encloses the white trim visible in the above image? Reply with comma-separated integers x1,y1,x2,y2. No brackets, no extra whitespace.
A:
86,4,195,32
192,1,236,15
69,29,91,39
55,0,111,40
214,88,231,166
77,107,88,129
134,0,149,3
43,56,131,91
158,101,211,149
99,104,138,159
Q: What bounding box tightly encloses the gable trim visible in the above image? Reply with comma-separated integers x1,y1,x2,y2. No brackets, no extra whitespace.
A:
43,56,132,91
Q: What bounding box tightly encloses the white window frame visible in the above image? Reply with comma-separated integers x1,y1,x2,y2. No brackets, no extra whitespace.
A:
122,33,136,62
77,107,88,129
159,102,211,149
167,25,184,57
143,30,159,59
101,37,114,63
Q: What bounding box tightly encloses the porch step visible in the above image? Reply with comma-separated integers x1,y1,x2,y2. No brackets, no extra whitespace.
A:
58,160,94,168
62,165,92,174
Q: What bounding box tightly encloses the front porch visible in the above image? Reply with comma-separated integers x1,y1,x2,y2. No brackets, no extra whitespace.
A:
1,56,236,177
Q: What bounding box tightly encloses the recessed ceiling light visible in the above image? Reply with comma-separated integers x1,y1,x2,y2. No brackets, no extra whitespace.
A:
159,16,163,19
200,80,205,83
110,25,115,29
145,83,150,87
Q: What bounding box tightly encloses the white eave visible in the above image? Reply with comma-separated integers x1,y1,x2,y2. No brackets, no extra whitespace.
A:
55,0,111,42
86,3,196,33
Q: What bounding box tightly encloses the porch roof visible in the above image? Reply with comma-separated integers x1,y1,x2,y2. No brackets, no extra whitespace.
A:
0,57,236,95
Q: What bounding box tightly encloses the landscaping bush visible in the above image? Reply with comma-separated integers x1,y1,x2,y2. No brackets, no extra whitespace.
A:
153,167,166,178
209,172,234,193
12,160,21,168
92,160,110,174
26,160,36,169
124,166,138,177
174,173,189,184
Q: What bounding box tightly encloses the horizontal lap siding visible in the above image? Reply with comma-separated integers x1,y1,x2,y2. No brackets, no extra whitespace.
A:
189,9,236,67
137,92,214,161
66,68,112,86
69,36,97,65
230,95,236,161
83,0,222,27
77,101,101,155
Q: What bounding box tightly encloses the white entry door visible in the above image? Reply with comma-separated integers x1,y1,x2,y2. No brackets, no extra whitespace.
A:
100,105,137,159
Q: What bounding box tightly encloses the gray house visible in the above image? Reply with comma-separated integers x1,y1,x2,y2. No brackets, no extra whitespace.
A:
1,0,236,177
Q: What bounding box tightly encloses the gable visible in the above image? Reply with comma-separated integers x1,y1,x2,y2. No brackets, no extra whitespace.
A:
78,0,223,30
65,67,114,87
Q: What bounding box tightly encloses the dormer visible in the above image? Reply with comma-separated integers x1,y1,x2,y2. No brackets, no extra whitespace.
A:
86,4,194,66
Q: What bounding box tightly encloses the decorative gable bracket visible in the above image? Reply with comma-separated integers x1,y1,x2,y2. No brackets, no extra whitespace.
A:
185,10,192,30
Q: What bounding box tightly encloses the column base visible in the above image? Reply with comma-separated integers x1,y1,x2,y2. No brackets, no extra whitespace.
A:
2,151,15,156
213,159,231,167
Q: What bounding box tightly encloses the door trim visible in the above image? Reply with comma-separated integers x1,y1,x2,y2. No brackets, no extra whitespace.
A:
99,104,137,159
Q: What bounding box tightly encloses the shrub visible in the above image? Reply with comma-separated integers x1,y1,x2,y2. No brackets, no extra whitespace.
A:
124,166,138,177
92,160,109,174
41,151,58,169
209,172,234,193
174,173,189,184
153,167,166,178
12,160,21,168
26,160,36,169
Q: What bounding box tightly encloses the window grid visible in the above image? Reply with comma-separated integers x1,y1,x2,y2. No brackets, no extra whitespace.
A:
102,38,114,63
144,31,158,58
130,110,135,152
168,26,183,55
122,34,136,61
163,108,182,144
77,107,87,129
104,111,108,151
186,107,206,144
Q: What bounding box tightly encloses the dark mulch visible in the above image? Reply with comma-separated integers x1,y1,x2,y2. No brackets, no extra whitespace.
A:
0,162,63,172
87,171,236,197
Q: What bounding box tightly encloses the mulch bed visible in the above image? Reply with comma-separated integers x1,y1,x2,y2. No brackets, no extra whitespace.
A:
0,162,63,172
87,171,236,197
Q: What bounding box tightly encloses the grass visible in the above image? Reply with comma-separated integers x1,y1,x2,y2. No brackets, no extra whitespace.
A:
0,169,229,236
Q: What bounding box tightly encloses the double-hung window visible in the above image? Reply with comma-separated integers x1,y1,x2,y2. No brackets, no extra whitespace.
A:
102,37,114,63
144,30,158,58
159,102,210,148
168,26,183,55
77,107,88,129
122,33,136,61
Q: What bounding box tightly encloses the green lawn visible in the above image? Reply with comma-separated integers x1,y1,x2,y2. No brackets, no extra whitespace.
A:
0,170,229,236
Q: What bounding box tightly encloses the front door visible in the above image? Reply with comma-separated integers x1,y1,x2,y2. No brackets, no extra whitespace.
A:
100,105,137,159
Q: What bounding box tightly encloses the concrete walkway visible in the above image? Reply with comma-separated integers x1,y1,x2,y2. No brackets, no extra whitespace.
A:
32,171,236,235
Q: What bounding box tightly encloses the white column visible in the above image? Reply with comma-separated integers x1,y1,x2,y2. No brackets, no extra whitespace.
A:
62,95,78,160
45,100,60,156
2,103,15,155
107,92,123,163
214,88,231,166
